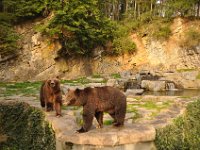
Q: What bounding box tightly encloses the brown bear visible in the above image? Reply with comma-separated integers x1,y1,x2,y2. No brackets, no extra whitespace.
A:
40,78,62,117
64,86,127,133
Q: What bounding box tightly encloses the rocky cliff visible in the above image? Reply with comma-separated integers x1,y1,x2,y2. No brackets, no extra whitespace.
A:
0,18,199,82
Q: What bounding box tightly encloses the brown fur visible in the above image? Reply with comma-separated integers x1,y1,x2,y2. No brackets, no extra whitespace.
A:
65,86,127,133
40,78,62,116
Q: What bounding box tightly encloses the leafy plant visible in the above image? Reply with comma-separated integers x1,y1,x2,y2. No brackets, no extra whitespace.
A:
111,22,136,55
0,102,56,150
181,28,200,48
0,21,20,57
155,99,200,150
152,24,171,40
111,73,121,79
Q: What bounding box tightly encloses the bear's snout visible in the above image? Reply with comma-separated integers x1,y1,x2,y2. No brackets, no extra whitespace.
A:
50,80,56,87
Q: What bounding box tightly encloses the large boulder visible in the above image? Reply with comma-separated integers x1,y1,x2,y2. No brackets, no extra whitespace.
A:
141,80,166,92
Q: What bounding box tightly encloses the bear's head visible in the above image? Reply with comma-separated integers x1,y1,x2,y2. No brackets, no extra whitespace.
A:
47,78,60,89
64,88,83,106
46,78,61,92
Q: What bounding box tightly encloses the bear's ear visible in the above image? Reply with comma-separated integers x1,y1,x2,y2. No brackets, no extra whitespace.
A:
75,88,81,96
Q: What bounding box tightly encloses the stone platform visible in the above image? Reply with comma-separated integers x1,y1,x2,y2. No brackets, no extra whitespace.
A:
43,104,156,150
1,94,198,150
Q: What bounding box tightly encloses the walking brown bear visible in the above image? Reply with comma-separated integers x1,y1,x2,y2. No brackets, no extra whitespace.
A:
40,78,62,117
64,86,127,133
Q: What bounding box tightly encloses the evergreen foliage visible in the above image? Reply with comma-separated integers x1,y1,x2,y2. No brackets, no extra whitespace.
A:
0,0,200,58
0,14,19,58
42,0,115,56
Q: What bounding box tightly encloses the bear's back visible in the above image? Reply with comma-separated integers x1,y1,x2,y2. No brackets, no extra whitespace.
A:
93,86,126,102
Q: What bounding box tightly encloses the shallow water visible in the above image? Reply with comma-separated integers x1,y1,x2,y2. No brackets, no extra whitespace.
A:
143,89,200,97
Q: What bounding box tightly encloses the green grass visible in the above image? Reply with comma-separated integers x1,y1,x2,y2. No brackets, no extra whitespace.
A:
196,73,200,79
181,28,200,49
61,77,90,85
0,81,41,97
111,73,121,79
126,104,141,121
103,120,113,125
91,74,102,78
177,68,196,72
141,101,158,109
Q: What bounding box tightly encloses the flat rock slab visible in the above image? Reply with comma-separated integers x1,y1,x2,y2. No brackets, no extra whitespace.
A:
59,124,155,146
44,109,155,146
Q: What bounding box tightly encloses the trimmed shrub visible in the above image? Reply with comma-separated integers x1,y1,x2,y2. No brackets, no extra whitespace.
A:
155,99,200,150
0,102,56,150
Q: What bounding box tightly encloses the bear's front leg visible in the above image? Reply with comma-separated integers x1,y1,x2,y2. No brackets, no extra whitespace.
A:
55,95,62,117
46,102,53,111
77,106,94,133
95,111,103,128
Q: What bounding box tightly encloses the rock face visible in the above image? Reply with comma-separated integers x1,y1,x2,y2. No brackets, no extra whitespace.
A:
0,18,200,82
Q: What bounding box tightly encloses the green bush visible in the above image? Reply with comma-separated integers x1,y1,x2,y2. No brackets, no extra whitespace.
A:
0,22,20,57
112,23,136,55
113,36,136,54
181,28,200,48
155,99,200,150
2,0,50,21
0,102,55,150
152,24,171,40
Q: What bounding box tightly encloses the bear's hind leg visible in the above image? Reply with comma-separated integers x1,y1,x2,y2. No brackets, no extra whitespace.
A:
109,112,117,124
95,112,103,128
113,106,125,127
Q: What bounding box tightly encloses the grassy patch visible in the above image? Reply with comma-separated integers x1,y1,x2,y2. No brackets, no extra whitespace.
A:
127,104,141,121
0,81,41,97
181,28,200,48
91,74,102,78
103,120,113,125
111,73,121,79
61,77,91,85
196,73,200,79
177,68,196,72
137,18,172,40
158,101,172,110
141,101,158,109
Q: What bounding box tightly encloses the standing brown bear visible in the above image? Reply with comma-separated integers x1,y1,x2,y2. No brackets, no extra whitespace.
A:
40,78,62,117
64,86,127,133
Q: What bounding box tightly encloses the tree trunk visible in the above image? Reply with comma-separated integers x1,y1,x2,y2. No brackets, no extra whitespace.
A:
134,0,137,18
197,1,200,17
